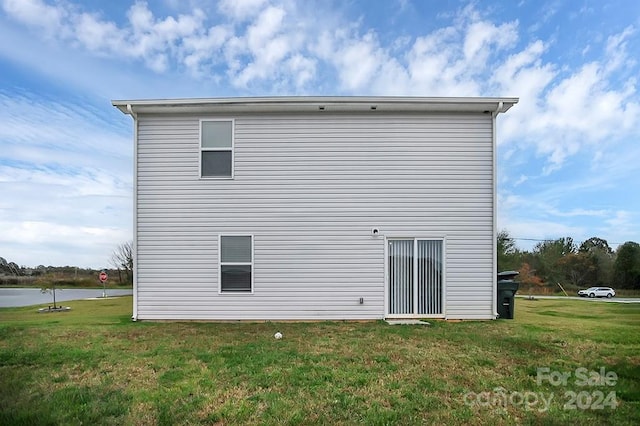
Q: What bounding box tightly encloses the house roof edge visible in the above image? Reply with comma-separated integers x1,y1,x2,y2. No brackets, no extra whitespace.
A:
112,96,518,115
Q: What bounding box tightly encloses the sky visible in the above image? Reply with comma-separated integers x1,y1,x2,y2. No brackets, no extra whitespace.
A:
1,0,639,268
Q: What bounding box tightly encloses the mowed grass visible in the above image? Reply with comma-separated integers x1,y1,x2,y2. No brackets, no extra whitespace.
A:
0,298,638,425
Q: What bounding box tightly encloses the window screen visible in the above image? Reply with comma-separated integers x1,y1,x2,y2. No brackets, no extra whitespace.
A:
220,236,252,292
201,120,233,178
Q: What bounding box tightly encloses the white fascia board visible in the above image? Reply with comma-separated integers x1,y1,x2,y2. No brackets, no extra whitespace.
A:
112,96,519,116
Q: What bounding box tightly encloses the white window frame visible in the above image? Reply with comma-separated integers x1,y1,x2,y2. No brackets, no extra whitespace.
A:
200,119,234,179
218,234,254,294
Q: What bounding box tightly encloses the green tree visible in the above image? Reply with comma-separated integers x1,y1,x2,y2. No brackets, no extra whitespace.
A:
532,237,576,284
580,237,614,255
613,241,640,289
558,252,595,287
579,237,614,286
497,230,520,272
0,257,24,276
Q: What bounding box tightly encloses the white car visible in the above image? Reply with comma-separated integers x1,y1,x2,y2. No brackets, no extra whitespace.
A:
577,287,615,298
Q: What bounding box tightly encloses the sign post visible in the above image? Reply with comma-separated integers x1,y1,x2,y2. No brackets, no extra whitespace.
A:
99,271,108,297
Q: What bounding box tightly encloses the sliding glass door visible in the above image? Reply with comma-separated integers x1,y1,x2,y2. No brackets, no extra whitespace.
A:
388,239,443,316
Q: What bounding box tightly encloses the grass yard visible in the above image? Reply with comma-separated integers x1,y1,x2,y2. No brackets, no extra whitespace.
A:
0,298,638,425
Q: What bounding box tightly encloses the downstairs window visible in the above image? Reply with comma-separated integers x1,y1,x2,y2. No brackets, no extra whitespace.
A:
219,235,253,293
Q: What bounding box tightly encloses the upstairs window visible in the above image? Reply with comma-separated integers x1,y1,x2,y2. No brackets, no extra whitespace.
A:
201,120,233,178
219,235,253,293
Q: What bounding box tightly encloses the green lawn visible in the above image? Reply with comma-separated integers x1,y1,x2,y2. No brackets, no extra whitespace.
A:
1,297,638,425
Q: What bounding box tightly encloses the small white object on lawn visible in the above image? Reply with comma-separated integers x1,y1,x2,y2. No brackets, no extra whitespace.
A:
274,332,283,339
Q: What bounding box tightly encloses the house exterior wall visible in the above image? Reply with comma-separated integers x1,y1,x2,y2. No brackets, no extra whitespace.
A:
134,111,496,320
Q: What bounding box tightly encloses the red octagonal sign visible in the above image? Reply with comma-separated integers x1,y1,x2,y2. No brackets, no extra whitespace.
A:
99,272,108,283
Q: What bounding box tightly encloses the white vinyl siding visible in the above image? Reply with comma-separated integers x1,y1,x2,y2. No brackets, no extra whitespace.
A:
135,112,495,320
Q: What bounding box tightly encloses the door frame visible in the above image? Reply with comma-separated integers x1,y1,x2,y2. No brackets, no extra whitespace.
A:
384,236,446,319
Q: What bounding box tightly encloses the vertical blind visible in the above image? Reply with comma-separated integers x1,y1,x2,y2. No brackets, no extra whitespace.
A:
388,240,414,314
417,240,443,315
389,239,443,315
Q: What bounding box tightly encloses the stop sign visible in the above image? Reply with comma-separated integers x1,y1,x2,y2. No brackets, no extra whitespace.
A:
99,271,108,283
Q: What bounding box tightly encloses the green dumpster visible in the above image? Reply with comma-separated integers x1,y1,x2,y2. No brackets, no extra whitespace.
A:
497,271,519,319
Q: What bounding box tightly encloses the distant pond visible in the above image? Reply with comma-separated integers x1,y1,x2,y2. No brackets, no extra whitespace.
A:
0,288,133,308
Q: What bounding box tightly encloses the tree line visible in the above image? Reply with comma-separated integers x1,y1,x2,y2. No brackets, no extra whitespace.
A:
4,235,639,291
0,241,133,286
0,259,97,278
498,231,640,291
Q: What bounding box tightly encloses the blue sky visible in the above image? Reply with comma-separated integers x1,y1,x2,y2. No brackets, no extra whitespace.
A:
1,0,639,268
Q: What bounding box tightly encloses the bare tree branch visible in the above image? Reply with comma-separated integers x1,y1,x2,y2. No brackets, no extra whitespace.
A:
110,241,133,285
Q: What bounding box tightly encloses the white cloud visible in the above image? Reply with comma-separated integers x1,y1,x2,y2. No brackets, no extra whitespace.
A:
513,175,528,186
1,221,128,246
495,25,640,172
0,1,518,95
2,0,211,73
231,5,292,87
500,219,585,249
2,0,639,262
0,91,132,267
74,12,125,53
246,5,284,46
329,31,391,91
463,20,517,65
0,91,130,168
403,12,519,96
542,65,638,170
604,25,635,73
548,208,608,218
408,27,469,94
285,54,316,89
0,219,130,267
1,0,67,36
182,25,230,76
496,184,621,250
2,0,637,123
599,211,637,250
2,0,319,87
309,7,521,96
218,0,269,22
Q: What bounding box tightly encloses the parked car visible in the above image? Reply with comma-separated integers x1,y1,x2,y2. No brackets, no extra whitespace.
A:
577,287,615,298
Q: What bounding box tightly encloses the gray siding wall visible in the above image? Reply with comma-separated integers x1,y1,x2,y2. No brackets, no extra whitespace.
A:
135,112,495,320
